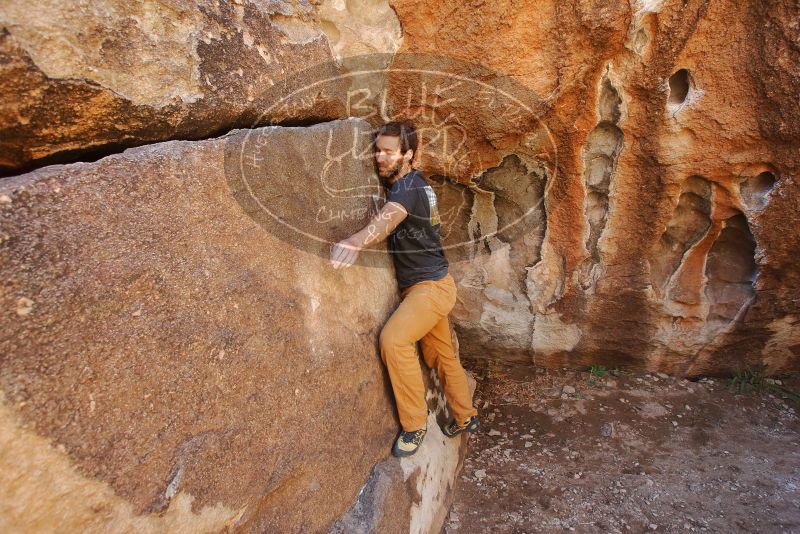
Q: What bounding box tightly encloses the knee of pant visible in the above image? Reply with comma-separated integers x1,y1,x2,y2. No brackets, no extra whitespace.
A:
379,328,412,364
379,327,400,353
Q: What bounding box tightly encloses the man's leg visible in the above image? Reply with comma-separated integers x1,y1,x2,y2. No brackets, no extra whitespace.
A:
420,314,478,423
380,282,452,431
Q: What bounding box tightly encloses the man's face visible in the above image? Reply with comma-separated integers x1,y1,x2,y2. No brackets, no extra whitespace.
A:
374,134,410,182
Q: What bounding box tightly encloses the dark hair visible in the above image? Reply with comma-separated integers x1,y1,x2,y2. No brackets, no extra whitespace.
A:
374,120,418,158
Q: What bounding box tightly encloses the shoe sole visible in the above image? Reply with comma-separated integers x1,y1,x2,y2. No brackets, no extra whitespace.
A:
391,446,419,458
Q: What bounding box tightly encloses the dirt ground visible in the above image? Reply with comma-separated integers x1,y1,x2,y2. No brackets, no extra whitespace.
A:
444,364,800,534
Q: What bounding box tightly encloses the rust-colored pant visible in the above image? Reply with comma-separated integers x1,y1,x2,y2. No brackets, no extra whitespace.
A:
379,273,478,431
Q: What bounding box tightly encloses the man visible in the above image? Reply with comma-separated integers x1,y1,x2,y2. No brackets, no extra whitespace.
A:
329,120,479,457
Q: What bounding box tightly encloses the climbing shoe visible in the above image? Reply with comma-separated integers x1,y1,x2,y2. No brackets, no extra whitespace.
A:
442,415,480,437
392,428,427,457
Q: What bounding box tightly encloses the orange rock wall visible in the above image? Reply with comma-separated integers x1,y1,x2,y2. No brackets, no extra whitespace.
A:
389,0,800,375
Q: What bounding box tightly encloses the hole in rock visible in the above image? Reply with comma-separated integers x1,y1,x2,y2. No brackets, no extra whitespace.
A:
740,171,776,210
704,213,757,329
631,13,655,56
650,176,713,293
633,28,649,54
463,155,548,287
428,174,475,257
582,122,623,258
476,155,547,253
585,191,608,232
599,78,622,123
668,69,690,106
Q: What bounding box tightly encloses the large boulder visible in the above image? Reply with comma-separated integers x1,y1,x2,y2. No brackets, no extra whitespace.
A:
0,0,401,174
0,118,470,533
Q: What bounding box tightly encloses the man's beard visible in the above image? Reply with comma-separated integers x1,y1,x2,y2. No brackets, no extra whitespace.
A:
378,161,403,186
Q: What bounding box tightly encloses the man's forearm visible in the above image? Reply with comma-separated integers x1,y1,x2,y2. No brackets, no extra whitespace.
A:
347,212,394,249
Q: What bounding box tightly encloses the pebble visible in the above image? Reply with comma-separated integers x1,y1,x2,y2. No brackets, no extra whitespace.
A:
562,385,576,395
488,429,502,436
474,469,486,480
16,296,34,316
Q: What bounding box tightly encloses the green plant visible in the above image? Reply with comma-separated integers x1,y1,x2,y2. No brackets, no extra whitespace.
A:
728,369,800,405
729,368,767,394
589,364,608,378
772,384,800,403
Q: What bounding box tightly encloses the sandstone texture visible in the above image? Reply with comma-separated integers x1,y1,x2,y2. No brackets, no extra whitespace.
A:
0,0,797,386
0,0,401,174
0,118,470,533
2,1,800,529
385,0,800,376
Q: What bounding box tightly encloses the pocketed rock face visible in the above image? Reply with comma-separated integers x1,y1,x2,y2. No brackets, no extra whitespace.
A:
388,0,800,376
6,0,798,378
0,0,402,174
0,118,470,533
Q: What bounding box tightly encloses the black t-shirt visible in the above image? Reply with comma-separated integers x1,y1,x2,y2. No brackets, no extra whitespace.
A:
384,170,449,290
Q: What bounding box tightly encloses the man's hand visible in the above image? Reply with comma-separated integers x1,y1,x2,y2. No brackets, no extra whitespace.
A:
328,201,408,270
330,237,362,269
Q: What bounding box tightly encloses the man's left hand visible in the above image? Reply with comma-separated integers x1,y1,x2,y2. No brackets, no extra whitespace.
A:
330,238,362,269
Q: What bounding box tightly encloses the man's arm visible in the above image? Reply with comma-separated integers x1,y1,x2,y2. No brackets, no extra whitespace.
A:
329,201,408,269
351,201,408,248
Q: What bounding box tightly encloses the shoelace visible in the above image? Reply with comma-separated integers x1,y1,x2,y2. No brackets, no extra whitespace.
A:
450,418,471,431
401,430,424,443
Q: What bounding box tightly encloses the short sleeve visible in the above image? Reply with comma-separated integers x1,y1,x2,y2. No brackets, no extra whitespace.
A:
386,180,418,214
